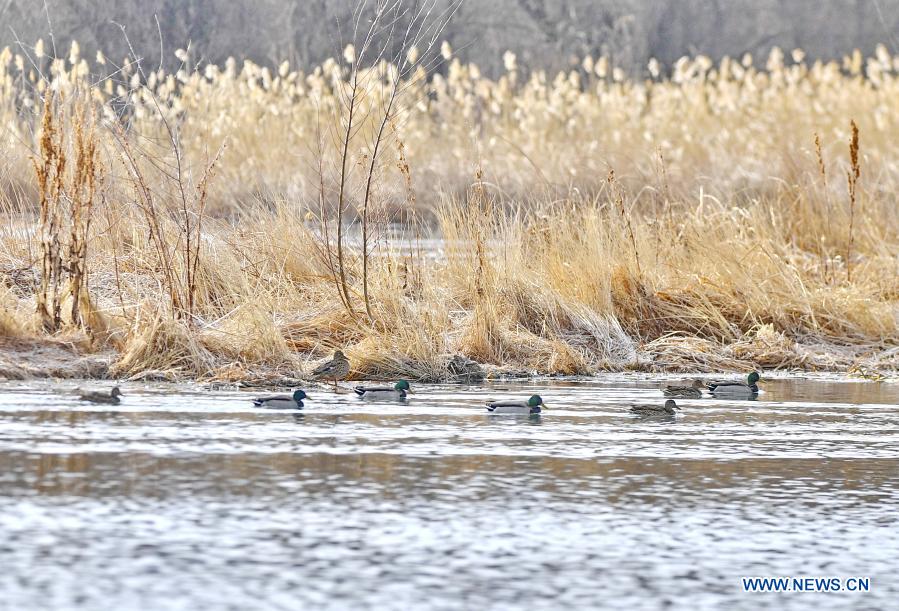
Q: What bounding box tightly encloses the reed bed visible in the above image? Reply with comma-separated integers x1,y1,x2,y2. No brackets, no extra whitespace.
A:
0,41,896,380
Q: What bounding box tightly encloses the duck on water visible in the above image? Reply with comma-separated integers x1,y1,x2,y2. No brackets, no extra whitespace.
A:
662,379,705,398
78,386,123,405
485,395,547,415
630,400,681,416
354,380,411,400
252,390,308,409
708,371,761,398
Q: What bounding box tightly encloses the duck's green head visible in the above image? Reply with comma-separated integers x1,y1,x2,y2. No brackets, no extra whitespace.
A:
111,386,122,398
747,371,761,385
528,395,545,408
293,389,308,402
665,399,680,410
395,380,411,392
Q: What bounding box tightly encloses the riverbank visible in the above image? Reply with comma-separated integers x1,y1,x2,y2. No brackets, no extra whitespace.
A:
0,324,894,385
2,191,898,383
1,48,896,380
2,190,896,383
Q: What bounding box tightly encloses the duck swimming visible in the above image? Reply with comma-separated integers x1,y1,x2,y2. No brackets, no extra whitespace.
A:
662,379,705,398
708,371,760,398
252,389,308,409
485,394,546,415
630,399,680,416
354,380,411,400
78,386,122,405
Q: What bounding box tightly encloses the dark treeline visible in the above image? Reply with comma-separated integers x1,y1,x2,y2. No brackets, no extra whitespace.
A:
1,0,897,75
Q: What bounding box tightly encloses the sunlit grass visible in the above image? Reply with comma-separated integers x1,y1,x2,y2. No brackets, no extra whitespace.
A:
0,41,896,379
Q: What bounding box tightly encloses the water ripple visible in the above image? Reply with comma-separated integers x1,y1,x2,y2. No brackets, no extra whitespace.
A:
0,376,897,609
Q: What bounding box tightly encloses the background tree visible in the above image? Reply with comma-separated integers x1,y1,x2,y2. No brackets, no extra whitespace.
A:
1,0,896,75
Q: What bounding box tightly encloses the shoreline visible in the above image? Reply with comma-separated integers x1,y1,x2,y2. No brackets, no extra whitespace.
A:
1,335,893,385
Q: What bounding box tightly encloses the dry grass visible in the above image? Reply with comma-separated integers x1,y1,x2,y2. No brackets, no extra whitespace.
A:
0,42,896,380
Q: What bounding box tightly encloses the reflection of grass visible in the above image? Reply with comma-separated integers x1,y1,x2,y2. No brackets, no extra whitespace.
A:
0,43,896,379
14,450,893,500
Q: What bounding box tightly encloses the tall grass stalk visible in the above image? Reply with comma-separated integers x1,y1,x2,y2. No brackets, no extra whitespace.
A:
845,120,860,283
0,39,896,378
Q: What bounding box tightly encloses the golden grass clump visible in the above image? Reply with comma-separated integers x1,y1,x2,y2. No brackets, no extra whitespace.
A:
200,303,294,367
111,315,217,379
0,41,896,379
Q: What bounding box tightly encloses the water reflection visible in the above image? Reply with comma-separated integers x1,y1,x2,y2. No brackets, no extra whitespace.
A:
0,376,897,609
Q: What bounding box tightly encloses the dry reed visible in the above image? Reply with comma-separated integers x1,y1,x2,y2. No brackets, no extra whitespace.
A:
30,93,99,334
0,40,896,379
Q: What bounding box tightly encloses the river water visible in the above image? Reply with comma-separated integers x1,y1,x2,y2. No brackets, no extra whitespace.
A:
0,375,897,610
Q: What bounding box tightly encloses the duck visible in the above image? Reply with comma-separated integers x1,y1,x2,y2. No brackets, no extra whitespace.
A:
252,389,308,409
662,379,705,398
485,394,547,415
311,349,351,392
708,371,760,397
353,380,411,399
78,386,122,405
630,399,680,416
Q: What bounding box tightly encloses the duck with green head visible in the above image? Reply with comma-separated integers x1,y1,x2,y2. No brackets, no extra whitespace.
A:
708,371,761,397
354,380,411,400
253,389,308,409
630,399,680,416
485,394,546,415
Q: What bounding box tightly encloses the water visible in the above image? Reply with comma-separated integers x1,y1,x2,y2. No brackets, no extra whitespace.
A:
1,375,897,610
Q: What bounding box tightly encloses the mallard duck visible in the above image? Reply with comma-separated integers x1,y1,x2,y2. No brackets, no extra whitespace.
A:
485,394,546,415
630,399,680,416
78,386,122,405
354,380,411,399
311,349,351,392
708,371,760,397
252,389,307,409
662,379,705,398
